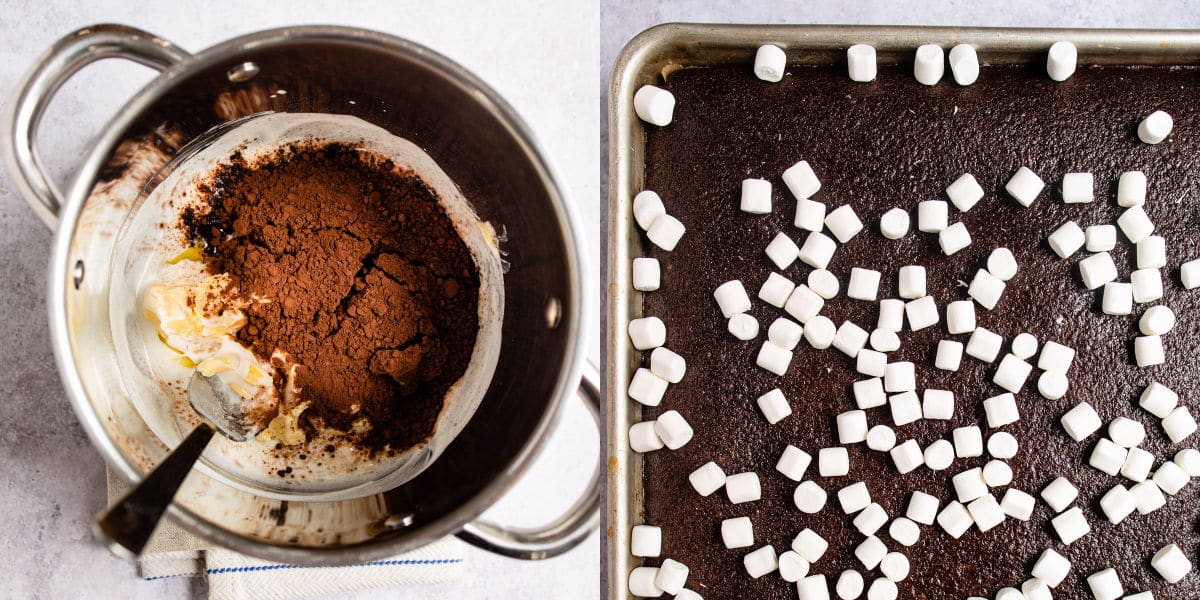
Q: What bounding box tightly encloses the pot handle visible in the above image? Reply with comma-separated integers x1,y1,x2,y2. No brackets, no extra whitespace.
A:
456,360,602,559
2,24,189,227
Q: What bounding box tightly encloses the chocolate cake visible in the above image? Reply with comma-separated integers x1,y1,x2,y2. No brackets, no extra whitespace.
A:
637,62,1200,598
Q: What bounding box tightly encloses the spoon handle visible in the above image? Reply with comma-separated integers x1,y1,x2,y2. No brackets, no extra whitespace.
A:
93,423,215,557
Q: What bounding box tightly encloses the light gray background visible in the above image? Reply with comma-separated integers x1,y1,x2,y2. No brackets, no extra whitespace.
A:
0,1,599,599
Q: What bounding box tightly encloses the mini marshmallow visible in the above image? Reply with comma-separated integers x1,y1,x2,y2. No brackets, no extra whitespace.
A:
983,460,1014,487
922,389,955,420
837,410,870,445
1006,167,1046,207
804,316,837,350
1033,548,1073,588
1102,282,1133,316
953,468,989,503
870,328,901,352
650,347,687,383
632,257,661,292
879,552,910,582
853,503,888,536
758,388,793,424
1011,333,1038,359
987,248,1019,281
884,362,916,393
907,490,941,525
785,285,825,323
940,222,972,255
629,316,667,350
1118,206,1155,243
628,566,664,598
1134,335,1165,367
777,445,813,481
854,536,888,570
1183,258,1200,289
848,268,882,301
1154,461,1190,495
769,318,805,350
866,425,897,452
633,85,675,126
778,550,810,583
838,481,872,514
946,173,984,212
657,558,690,593
1175,448,1200,476
1022,579,1052,600
890,439,924,474
1140,305,1175,335
825,205,864,243
794,480,828,514
766,232,801,270
847,43,877,82
1000,488,1036,521
898,266,927,299
759,273,797,308
783,160,822,200
809,269,841,299
917,200,949,233
857,348,887,377
1041,477,1079,512
1163,406,1197,443
1108,417,1146,448
629,421,665,453
854,377,888,410
967,493,1005,532
1087,569,1124,600
795,198,827,232
799,231,838,269
1138,235,1167,269
1119,171,1148,207
689,461,727,496
741,178,773,214
1152,544,1192,583
633,190,666,231
937,501,975,539
819,447,850,477
1046,41,1077,81
935,340,964,371
757,341,794,376
1061,172,1093,203
987,432,1019,460
866,578,898,600
629,368,669,406
656,410,694,449
889,517,920,547
1132,480,1167,514
1038,340,1076,373
1048,220,1086,258
1051,507,1091,545
1100,484,1137,524
904,296,939,331
743,545,778,579
953,425,984,458
1038,371,1070,400
728,313,760,340
834,321,870,358
968,269,1006,310
1123,447,1155,482
966,327,1003,362
754,44,788,83
984,393,1020,428
993,354,1033,392
1089,438,1129,476
798,574,832,600
725,471,762,504
877,299,905,333
721,516,755,549
1085,224,1117,252
879,207,910,239
1122,593,1152,600
946,300,977,334
949,44,979,85
914,44,945,85
792,528,829,563
923,439,955,471
631,524,662,557
1079,251,1119,290
1138,110,1174,145
647,214,686,251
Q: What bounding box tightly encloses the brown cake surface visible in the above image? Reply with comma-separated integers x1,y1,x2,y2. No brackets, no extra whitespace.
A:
639,62,1200,598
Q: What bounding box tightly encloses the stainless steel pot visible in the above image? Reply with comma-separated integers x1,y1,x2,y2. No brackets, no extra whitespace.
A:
4,23,598,564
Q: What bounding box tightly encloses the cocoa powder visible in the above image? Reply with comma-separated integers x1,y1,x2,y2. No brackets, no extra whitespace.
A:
183,142,479,454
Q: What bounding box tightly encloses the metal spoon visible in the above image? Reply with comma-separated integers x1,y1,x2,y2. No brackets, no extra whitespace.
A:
94,371,257,557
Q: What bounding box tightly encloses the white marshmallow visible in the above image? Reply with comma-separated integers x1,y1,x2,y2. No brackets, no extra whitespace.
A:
1041,476,1078,512
792,528,829,563
1132,480,1167,514
857,348,887,377
1118,206,1155,243
1118,171,1148,207
777,445,813,482
825,205,864,243
1061,172,1094,203
847,268,881,301
853,503,888,536
1079,251,1118,290
984,393,1020,428
917,200,948,233
879,207,910,239
657,558,690,593
1011,333,1038,359
754,44,788,83
725,471,762,504
632,257,661,292
740,178,773,215
647,214,687,251
935,340,964,371
1154,461,1190,495
1051,507,1091,545
837,410,869,445
728,313,760,341
913,44,945,85
1037,371,1070,400
769,317,805,350
650,347,687,383
968,269,1006,310
993,354,1033,392
834,320,870,358
953,425,984,458
983,460,1014,487
799,231,838,269
1046,41,1077,81
946,300,977,334
847,43,877,82
783,160,822,200
937,501,975,539
907,490,941,525
804,316,837,350
631,524,662,557
883,362,916,393
1183,258,1200,289
1163,406,1197,443
1090,438,1129,476
834,571,862,600
922,389,955,420
743,545,778,579
785,284,825,323
866,578,898,600
952,468,989,503
946,173,984,212
1134,335,1164,367
628,566,664,598
1123,447,1154,482
987,247,1019,281
632,190,666,231
854,536,888,570
759,272,797,308
987,431,1019,460
1153,543,1192,584
1141,382,1180,418
898,265,927,299
757,388,793,424
1086,569,1124,600
1139,305,1175,335
877,299,905,332
629,316,667,350
1099,484,1137,524
866,424,897,452
854,377,887,410
721,516,755,549
1048,220,1086,258
629,368,669,406
1175,448,1200,476
795,198,827,232
1006,167,1045,207
819,447,850,477
1138,110,1174,145
1032,548,1073,588
1022,579,1052,600
794,480,828,514
1061,401,1102,441
1039,340,1076,373
1138,235,1167,269
1101,282,1133,316
949,44,979,85
798,574,832,600
1085,224,1117,252
1108,417,1146,448
889,518,920,547
880,552,910,582
837,481,872,514
808,269,840,299
967,493,1005,532
629,421,664,453
655,410,694,450
904,296,939,331
923,439,955,471
1121,593,1152,600
870,328,901,352
634,85,675,126
756,340,793,376
765,232,801,270
966,327,1003,362
778,550,810,583
689,461,727,496
890,439,924,474
1000,488,1035,521
1133,269,1165,304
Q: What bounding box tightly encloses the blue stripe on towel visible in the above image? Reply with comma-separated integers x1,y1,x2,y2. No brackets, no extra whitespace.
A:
143,558,463,581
